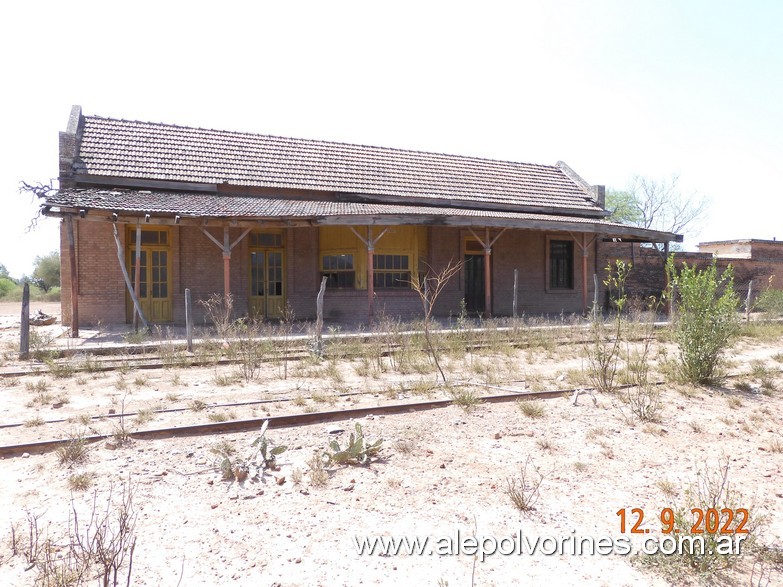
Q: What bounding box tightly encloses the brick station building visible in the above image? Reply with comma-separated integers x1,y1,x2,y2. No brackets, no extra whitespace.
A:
39,106,680,331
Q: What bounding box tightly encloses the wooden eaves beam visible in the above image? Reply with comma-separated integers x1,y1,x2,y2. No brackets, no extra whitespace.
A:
41,209,316,229
41,208,681,243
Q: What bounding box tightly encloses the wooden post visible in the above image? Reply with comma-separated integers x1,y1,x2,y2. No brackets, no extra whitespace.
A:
133,222,141,331
367,227,375,322
223,225,231,298
113,224,149,331
20,282,29,359
200,225,251,301
185,288,193,353
484,228,491,318
466,227,506,319
315,276,327,356
664,242,671,317
348,226,389,324
581,233,589,314
512,269,518,318
593,273,599,318
64,215,79,338
745,280,753,323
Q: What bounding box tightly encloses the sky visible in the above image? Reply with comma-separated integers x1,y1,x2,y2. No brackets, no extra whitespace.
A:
1,0,782,278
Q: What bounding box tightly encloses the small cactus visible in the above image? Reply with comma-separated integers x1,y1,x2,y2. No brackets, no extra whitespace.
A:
327,423,382,465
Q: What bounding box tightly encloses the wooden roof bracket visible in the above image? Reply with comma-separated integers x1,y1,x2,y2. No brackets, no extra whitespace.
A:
568,232,600,314
349,226,390,323
201,223,253,297
467,227,507,318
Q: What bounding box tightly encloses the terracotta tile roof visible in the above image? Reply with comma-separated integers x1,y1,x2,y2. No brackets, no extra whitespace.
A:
44,189,679,242
73,115,603,214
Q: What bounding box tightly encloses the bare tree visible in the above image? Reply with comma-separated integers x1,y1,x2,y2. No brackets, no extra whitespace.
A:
410,260,462,383
606,174,709,246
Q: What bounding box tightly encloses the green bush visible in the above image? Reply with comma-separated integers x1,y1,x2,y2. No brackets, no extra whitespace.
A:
0,281,59,302
668,259,740,383
40,286,60,302
0,277,15,297
755,288,783,316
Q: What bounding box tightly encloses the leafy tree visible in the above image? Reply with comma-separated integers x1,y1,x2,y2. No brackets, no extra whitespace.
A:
0,277,16,298
606,174,709,244
0,264,10,279
32,251,60,293
667,258,740,383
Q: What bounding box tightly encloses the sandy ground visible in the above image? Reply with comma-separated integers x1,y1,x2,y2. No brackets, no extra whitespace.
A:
0,305,782,586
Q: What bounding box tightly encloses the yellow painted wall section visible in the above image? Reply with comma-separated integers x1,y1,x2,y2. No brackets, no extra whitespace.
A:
318,226,428,290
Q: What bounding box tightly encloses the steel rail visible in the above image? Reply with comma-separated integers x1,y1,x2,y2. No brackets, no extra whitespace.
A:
0,388,569,458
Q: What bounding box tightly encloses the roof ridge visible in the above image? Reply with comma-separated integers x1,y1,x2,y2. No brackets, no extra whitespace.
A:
83,113,561,171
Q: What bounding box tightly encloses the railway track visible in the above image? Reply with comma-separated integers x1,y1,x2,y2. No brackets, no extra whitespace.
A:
0,388,570,458
1,323,663,379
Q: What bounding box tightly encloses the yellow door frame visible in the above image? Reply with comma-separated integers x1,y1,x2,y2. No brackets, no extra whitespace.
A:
125,227,172,323
249,231,285,319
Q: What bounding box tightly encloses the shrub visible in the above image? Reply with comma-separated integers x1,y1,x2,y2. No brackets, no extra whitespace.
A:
643,457,764,578
0,276,16,297
667,259,740,383
449,386,482,411
517,399,545,419
506,456,544,513
57,431,90,466
755,288,783,317
585,261,630,393
616,384,662,424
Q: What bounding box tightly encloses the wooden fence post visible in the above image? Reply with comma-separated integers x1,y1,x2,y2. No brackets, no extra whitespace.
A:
512,269,518,318
315,276,327,356
185,288,193,352
745,280,753,323
64,215,79,338
315,275,326,357
20,283,29,359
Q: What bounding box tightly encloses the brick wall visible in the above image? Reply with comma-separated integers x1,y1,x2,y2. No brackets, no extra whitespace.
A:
62,222,604,326
60,219,126,326
600,241,783,307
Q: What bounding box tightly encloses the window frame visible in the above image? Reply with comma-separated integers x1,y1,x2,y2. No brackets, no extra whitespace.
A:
317,226,428,293
321,253,356,289
546,237,575,291
372,253,411,290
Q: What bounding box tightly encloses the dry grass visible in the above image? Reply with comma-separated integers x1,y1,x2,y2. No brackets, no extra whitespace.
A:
57,432,90,466
68,471,95,492
517,399,545,419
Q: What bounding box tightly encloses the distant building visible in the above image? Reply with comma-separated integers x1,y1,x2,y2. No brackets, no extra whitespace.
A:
601,239,783,306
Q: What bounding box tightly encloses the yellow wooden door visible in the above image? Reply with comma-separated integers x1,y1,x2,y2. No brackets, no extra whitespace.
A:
126,229,172,323
250,249,285,319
